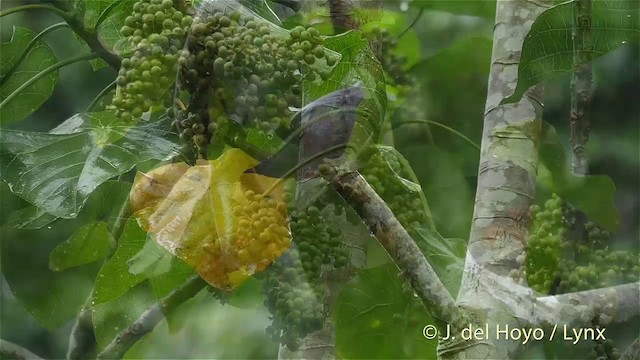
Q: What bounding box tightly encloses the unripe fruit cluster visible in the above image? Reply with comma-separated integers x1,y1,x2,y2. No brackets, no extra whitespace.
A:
366,26,412,87
525,195,639,295
176,10,338,157
358,147,425,229
524,194,564,293
113,0,193,121
262,187,348,350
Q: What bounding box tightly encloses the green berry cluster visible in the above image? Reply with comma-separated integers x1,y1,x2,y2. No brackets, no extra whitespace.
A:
262,187,349,350
175,9,338,156
524,194,564,293
358,147,425,229
588,336,621,359
113,0,193,121
525,195,639,294
366,27,412,87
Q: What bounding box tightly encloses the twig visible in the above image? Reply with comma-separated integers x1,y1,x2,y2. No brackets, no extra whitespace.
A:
0,53,99,112
96,275,207,360
328,0,358,32
398,7,425,39
393,119,481,152
43,0,122,70
327,170,464,330
569,0,593,176
0,339,44,360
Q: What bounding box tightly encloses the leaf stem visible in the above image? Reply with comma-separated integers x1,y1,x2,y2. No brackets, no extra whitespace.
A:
0,22,70,89
87,80,117,112
0,339,44,360
0,4,69,19
394,119,481,151
96,275,207,360
0,52,98,112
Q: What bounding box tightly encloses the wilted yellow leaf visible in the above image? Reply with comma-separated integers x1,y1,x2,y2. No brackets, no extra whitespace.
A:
130,148,291,290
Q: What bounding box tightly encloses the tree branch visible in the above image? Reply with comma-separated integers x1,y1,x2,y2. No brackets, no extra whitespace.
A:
96,275,206,360
42,0,122,70
535,282,640,328
569,0,593,176
458,0,551,300
0,339,44,360
327,170,464,330
620,337,640,360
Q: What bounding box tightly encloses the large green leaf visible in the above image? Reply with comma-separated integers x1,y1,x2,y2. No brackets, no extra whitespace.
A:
410,227,466,298
503,0,639,104
0,27,58,125
49,221,112,271
93,219,146,305
538,123,620,231
334,264,437,359
0,180,131,329
93,282,156,351
0,111,181,218
411,0,496,19
1,220,100,329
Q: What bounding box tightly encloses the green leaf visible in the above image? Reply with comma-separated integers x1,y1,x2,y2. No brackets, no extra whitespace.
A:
307,31,387,147
334,264,437,359
0,27,58,124
93,219,147,305
0,111,181,219
538,123,620,231
503,0,639,104
238,0,282,25
6,206,58,230
49,221,112,271
128,239,175,278
78,0,125,29
246,128,285,155
97,0,135,54
226,277,263,309
411,0,496,19
93,282,156,351
411,227,466,298
0,220,100,329
373,145,422,193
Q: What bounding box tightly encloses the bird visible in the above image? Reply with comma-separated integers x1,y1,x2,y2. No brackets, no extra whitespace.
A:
248,85,369,179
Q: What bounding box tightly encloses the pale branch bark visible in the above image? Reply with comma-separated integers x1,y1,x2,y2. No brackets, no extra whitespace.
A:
458,0,551,299
0,339,44,360
620,337,640,360
535,282,640,328
328,171,464,330
96,275,206,360
570,0,593,176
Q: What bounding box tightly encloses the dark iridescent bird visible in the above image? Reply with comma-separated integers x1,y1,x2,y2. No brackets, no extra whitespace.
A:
248,85,368,179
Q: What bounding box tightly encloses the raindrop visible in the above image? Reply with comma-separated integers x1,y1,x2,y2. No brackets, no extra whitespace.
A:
47,226,52,229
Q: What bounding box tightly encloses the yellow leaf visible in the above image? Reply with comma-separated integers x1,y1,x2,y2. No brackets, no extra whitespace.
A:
130,149,291,290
